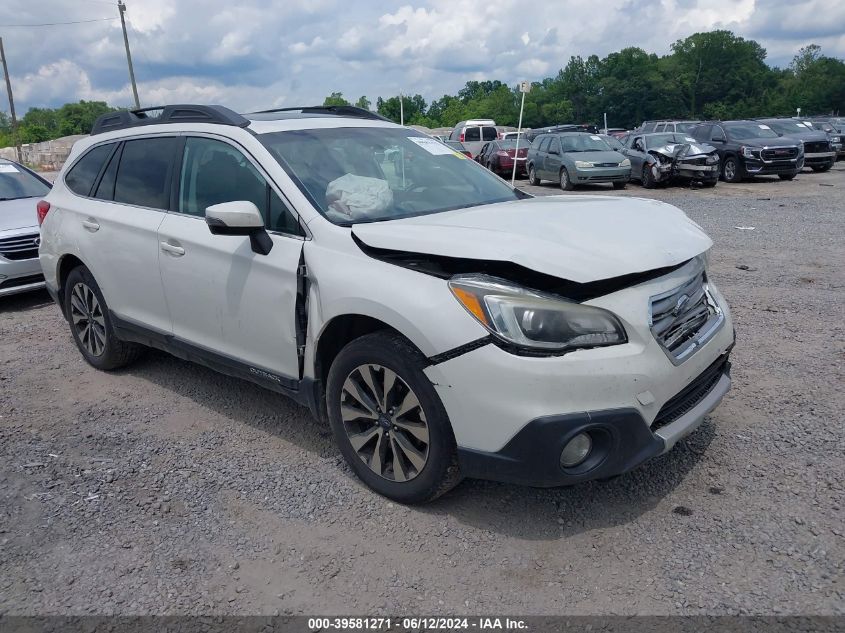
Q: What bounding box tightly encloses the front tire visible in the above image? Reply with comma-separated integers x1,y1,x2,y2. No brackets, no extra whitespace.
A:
64,266,142,370
528,164,540,186
722,156,742,182
326,331,462,504
811,163,832,172
641,163,656,189
779,173,797,181
559,167,574,191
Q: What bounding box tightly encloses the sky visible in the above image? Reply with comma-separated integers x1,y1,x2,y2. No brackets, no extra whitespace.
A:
1,0,844,113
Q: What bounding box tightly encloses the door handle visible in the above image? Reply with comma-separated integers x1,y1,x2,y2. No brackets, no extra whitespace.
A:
160,241,185,257
82,219,100,232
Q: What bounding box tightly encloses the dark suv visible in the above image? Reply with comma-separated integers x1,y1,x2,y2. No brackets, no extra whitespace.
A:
755,118,835,172
690,121,803,182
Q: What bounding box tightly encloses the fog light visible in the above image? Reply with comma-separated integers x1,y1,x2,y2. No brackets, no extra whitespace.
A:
560,432,592,468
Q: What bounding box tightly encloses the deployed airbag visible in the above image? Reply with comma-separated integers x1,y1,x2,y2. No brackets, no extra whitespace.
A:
325,174,393,222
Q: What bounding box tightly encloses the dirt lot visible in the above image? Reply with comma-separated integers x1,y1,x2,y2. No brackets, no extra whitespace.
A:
1,165,843,616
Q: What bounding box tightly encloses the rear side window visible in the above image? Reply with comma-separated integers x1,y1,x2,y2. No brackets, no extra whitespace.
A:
481,126,498,141
94,145,121,201
114,137,178,209
464,127,480,142
65,144,114,196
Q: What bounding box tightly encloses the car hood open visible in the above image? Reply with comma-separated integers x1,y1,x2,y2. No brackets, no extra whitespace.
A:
351,195,712,284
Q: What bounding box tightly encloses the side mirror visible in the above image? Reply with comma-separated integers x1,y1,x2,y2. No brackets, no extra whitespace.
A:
205,201,273,256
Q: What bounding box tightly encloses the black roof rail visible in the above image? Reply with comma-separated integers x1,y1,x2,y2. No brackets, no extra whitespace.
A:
248,105,392,122
91,104,250,135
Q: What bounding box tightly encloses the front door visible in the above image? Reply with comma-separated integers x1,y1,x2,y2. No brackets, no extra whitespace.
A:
156,136,305,383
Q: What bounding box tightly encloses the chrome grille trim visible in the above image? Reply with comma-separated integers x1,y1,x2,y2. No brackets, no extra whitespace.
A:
0,232,40,261
649,269,725,365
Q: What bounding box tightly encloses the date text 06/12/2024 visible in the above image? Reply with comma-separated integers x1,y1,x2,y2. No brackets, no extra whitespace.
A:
306,617,529,630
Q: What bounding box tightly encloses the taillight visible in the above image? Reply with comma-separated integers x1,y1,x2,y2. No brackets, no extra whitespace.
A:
36,200,50,226
497,151,509,157
459,133,465,142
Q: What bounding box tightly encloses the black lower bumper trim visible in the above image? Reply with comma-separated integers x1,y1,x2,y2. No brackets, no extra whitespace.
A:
458,408,664,488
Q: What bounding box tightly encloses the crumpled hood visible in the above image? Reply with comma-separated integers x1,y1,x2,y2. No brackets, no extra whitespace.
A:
652,142,716,158
0,197,39,232
352,195,712,283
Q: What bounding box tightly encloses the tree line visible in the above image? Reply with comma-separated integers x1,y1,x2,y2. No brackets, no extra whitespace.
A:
324,31,845,130
0,101,117,147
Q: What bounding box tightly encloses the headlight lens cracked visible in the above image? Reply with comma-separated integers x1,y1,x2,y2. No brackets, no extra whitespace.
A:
449,275,627,353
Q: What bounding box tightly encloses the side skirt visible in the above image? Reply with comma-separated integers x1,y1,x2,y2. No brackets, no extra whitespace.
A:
110,312,311,407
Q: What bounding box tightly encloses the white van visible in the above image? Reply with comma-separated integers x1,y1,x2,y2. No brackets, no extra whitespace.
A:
449,119,499,158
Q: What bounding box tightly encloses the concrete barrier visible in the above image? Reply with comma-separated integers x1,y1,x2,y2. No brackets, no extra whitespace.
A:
0,134,87,170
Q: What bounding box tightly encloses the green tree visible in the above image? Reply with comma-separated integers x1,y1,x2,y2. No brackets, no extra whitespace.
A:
323,92,350,106
354,95,371,110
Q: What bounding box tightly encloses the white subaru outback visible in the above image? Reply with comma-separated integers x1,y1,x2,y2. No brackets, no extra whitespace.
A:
38,104,735,503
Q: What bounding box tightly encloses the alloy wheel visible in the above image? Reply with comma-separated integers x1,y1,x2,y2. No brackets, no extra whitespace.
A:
69,282,106,357
724,159,736,181
560,169,569,188
339,363,430,482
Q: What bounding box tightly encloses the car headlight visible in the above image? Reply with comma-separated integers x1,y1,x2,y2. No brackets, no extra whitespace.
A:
798,141,805,155
706,155,719,164
574,160,594,168
448,275,627,353
619,158,631,167
741,145,760,159
832,136,841,143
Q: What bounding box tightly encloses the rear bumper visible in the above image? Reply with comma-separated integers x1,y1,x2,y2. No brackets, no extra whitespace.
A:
458,354,731,487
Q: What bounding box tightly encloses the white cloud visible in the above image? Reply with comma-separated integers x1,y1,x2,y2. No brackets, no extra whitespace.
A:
0,0,841,112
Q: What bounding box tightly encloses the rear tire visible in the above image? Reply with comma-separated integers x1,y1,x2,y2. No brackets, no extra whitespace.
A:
528,164,540,186
64,266,143,370
559,167,574,191
326,331,462,504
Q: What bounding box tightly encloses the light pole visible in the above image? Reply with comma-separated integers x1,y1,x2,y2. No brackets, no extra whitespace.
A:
0,38,22,163
512,81,530,185
118,1,140,108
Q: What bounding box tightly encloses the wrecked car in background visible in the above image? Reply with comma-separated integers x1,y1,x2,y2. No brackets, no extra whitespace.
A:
621,133,720,188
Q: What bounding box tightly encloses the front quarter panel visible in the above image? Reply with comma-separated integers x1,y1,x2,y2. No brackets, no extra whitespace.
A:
302,226,489,377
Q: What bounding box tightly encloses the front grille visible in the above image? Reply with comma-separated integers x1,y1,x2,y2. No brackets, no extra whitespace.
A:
0,233,40,261
649,270,724,363
593,162,618,167
803,141,830,154
761,147,798,160
652,355,730,430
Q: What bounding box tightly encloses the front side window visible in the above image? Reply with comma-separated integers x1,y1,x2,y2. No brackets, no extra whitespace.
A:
114,137,178,209
65,143,114,197
259,126,521,225
179,137,300,234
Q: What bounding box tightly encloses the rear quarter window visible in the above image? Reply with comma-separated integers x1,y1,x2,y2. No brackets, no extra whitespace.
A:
65,144,114,196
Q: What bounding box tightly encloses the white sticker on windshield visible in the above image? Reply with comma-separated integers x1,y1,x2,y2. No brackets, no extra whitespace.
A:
758,124,771,129
407,136,455,155
0,164,20,173
590,135,602,140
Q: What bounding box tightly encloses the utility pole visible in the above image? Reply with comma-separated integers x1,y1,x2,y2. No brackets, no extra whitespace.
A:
399,92,404,126
118,0,140,109
0,38,22,163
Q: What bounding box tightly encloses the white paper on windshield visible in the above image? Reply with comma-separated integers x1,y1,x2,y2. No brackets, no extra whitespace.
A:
0,164,19,173
758,124,771,129
590,135,602,140
408,136,455,155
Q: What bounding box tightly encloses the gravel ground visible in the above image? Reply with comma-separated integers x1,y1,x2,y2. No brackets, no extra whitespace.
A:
1,165,843,616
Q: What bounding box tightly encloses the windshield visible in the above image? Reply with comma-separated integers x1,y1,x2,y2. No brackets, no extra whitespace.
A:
726,123,780,140
0,163,50,200
559,134,611,152
645,134,680,148
601,135,623,150
767,121,808,135
675,122,698,133
259,127,521,225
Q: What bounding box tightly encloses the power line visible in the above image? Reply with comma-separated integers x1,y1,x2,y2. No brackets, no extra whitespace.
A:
0,17,117,27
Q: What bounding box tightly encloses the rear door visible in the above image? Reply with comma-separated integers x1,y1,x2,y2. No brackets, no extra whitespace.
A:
67,136,175,333
156,135,305,382
462,126,482,157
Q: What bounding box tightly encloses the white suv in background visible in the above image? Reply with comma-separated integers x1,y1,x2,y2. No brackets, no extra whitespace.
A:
38,104,735,503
